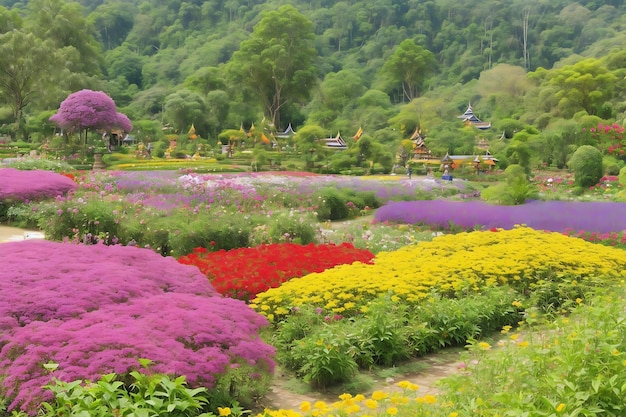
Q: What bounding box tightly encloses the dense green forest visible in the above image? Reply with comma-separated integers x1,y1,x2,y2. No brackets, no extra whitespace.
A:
2,0,626,170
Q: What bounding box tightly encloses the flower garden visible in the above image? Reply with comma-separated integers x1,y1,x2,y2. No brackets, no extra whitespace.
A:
1,167,626,416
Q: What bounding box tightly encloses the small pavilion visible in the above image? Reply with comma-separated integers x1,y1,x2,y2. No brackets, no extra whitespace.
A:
458,103,491,130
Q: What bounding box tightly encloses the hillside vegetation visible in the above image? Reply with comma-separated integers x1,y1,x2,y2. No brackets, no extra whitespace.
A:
1,0,626,172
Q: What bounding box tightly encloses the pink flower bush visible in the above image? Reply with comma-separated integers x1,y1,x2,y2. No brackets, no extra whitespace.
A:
0,240,274,413
0,168,76,201
49,89,132,133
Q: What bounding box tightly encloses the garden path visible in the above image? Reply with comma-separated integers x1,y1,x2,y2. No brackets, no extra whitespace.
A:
0,225,44,243
260,214,464,411
259,352,464,411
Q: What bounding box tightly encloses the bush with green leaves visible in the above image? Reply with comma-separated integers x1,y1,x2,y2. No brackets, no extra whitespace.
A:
10,369,221,417
272,287,523,389
39,199,121,244
291,325,359,388
250,211,318,245
314,187,381,221
568,145,603,188
481,164,538,205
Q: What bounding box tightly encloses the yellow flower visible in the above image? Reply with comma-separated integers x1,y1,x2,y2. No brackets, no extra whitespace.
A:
354,394,365,402
424,395,437,404
397,380,419,391
299,402,311,412
478,342,491,350
218,407,231,416
345,404,360,413
500,325,512,334
576,298,583,304
313,401,328,410
364,399,378,409
449,413,459,417
371,391,389,401
510,333,520,341
517,341,529,347
612,349,620,356
556,403,566,412
338,393,353,401
386,407,398,415
512,300,523,307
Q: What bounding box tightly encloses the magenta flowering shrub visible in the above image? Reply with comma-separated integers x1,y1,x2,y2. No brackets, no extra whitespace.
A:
49,89,132,133
374,200,626,233
0,168,76,201
0,240,274,413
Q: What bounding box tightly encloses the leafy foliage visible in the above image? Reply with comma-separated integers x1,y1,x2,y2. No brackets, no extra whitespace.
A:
568,144,603,188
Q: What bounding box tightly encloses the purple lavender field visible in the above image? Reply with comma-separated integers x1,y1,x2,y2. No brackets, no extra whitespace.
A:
374,200,626,233
0,240,274,413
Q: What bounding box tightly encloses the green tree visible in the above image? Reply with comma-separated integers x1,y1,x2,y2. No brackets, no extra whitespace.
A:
568,145,603,188
0,31,61,139
227,5,317,128
380,39,436,102
0,6,22,33
505,139,532,176
163,89,207,134
547,58,617,118
105,45,145,87
88,1,136,51
294,124,327,169
26,0,103,76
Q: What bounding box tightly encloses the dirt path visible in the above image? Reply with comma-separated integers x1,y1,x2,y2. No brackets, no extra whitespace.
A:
0,225,44,243
258,352,464,411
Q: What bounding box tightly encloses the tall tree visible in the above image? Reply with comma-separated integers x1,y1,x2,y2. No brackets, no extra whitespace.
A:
26,0,103,76
547,58,617,118
226,5,317,128
0,30,59,139
380,39,436,102
49,89,132,144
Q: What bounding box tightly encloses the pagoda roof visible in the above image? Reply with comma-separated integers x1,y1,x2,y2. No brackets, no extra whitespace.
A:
320,132,347,150
276,123,296,138
458,103,491,130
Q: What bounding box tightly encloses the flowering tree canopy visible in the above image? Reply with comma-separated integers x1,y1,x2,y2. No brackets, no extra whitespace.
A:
49,89,132,133
0,240,274,413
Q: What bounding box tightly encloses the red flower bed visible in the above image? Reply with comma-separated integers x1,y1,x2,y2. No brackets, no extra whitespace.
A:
178,243,375,301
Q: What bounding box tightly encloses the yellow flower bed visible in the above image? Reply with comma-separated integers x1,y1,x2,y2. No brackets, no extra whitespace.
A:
250,227,626,323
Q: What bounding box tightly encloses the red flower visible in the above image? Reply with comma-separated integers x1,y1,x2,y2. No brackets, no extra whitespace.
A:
178,243,375,302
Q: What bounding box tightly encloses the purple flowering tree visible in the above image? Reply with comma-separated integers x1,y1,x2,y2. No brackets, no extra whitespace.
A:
49,89,132,144
0,240,275,413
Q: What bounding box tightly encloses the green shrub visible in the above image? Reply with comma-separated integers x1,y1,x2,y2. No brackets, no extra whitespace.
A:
568,145,603,188
26,370,214,417
316,188,350,221
291,326,359,388
266,212,318,244
619,165,626,185
352,296,410,366
39,199,120,244
168,215,252,256
271,306,328,371
481,164,538,205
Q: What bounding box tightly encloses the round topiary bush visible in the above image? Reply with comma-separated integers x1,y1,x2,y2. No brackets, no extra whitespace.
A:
568,145,603,188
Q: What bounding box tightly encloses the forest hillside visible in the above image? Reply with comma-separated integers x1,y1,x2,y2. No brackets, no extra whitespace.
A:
1,0,626,170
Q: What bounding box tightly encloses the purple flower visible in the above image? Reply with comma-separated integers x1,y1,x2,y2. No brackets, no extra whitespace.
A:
0,240,274,413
